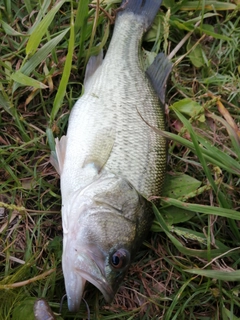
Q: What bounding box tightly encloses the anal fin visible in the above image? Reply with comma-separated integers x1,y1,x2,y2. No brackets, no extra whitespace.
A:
146,52,172,105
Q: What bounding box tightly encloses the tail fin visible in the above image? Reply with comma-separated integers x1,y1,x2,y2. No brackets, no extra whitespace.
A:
118,0,162,30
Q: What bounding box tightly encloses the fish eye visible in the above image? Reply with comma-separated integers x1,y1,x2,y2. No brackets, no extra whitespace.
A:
110,249,130,270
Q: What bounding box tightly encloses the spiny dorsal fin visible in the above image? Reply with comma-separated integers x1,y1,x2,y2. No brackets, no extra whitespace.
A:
84,50,103,90
50,136,67,175
146,52,172,105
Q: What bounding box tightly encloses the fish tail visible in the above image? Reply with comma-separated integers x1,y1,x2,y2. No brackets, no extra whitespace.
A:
118,0,163,29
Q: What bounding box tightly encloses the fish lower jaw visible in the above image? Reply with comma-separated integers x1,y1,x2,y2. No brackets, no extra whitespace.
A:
63,270,86,312
66,273,114,312
76,270,115,304
64,266,115,312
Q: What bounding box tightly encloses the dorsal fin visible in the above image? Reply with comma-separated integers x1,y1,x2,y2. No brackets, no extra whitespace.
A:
50,136,67,175
146,52,172,105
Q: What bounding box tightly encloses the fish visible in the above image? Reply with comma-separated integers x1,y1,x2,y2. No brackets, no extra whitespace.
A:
51,0,172,312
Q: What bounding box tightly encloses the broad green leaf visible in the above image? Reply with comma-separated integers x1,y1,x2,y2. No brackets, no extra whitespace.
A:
26,0,66,55
163,173,202,198
13,28,69,92
11,71,48,89
171,98,205,121
186,268,240,281
50,7,75,122
160,206,195,225
187,42,206,68
142,49,157,71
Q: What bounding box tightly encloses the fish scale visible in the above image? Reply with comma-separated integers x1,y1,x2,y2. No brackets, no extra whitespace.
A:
52,0,172,312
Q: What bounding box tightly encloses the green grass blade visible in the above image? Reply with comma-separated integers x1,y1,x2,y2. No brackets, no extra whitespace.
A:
28,0,52,33
74,0,89,34
50,6,75,123
179,1,236,11
153,204,232,259
11,71,48,89
164,278,193,320
197,136,240,176
172,106,231,208
162,130,240,176
0,20,26,36
161,197,240,220
197,24,232,41
0,90,12,115
12,28,69,92
222,307,240,320
187,268,240,281
26,0,66,56
46,128,56,152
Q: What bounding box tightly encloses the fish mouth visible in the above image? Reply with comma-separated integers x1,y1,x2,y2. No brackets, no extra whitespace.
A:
63,249,114,312
77,268,115,302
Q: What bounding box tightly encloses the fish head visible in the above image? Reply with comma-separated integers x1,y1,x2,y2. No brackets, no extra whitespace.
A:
61,173,153,312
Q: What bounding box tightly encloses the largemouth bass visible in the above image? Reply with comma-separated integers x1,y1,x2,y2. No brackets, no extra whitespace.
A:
52,0,172,312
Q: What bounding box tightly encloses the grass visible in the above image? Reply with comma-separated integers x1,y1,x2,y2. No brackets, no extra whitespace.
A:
0,0,240,319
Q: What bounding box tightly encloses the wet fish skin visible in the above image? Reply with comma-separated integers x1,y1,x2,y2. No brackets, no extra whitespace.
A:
52,0,172,312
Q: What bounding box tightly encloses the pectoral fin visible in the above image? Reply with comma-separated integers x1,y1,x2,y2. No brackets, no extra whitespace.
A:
83,127,115,173
146,52,172,105
50,136,67,175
